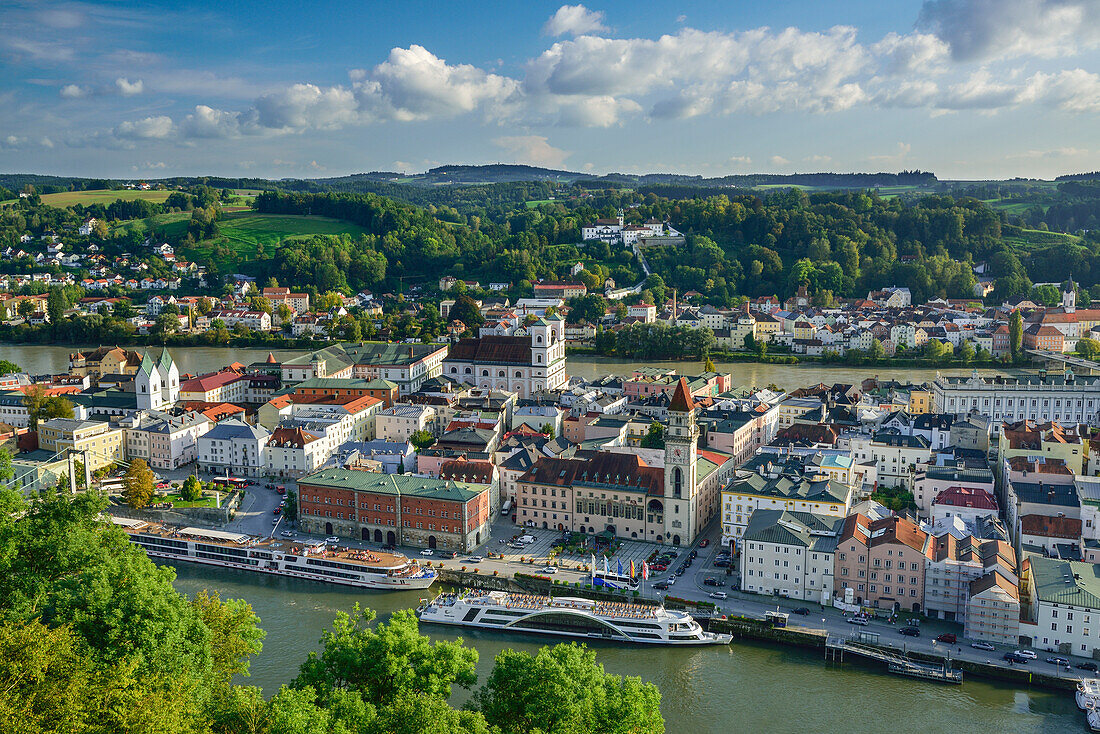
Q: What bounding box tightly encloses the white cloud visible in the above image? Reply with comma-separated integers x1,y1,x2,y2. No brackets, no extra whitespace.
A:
871,32,949,75
493,135,571,167
253,84,358,131
114,115,174,140
729,155,752,166
869,142,913,164
1018,68,1100,112
59,84,86,98
115,77,144,96
917,0,1100,61
805,155,832,164
543,5,608,37
179,105,247,138
770,155,790,166
939,69,1019,109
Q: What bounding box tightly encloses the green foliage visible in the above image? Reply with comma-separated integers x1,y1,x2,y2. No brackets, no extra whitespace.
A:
123,458,156,509
21,385,74,429
1078,337,1100,359
871,486,917,513
409,430,436,451
472,643,664,734
596,322,715,360
640,422,665,449
181,475,203,502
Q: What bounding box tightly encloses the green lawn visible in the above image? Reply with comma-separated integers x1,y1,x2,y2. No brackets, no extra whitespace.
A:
111,211,192,240
35,189,173,207
218,212,368,246
1003,228,1081,251
162,491,220,509
525,199,554,208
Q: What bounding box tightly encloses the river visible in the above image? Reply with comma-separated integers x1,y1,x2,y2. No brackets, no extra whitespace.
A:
0,344,1005,389
167,562,1081,734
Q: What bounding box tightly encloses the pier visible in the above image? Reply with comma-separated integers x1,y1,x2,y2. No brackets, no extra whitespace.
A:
826,636,963,684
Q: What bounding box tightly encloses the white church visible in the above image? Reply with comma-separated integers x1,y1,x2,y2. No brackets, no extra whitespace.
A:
135,348,180,410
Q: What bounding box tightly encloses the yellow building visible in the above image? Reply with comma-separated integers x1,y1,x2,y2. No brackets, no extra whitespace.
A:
908,388,932,415
999,420,1085,476
69,347,142,378
792,320,817,340
38,418,125,471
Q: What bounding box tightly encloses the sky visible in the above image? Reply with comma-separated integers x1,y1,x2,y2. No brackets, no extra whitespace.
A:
1,0,1099,180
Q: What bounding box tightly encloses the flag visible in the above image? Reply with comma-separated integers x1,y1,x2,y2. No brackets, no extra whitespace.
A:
617,559,623,576
630,560,636,578
604,556,609,575
642,561,649,580
591,554,596,575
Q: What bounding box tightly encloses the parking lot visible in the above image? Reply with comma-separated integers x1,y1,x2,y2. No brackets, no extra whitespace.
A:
486,520,689,573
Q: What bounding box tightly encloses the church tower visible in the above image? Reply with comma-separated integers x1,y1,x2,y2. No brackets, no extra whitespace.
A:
135,350,162,410
1063,276,1077,313
664,378,698,545
157,347,179,406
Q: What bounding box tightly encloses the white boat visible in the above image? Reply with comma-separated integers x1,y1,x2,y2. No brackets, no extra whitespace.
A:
1087,704,1100,732
113,517,435,590
416,589,733,646
1079,679,1100,710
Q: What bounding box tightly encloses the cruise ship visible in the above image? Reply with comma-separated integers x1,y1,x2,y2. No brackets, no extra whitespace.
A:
1079,679,1100,710
416,590,732,645
113,517,436,590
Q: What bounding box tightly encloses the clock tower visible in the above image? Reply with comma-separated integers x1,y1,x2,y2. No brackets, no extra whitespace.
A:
664,378,698,545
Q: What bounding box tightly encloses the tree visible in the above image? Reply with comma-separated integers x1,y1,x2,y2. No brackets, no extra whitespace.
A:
474,643,664,734
275,303,294,324
1009,310,1023,361
0,360,22,375
567,293,608,324
640,421,665,449
181,474,203,502
153,312,179,339
22,385,74,429
539,422,556,439
124,458,156,508
293,605,477,707
704,356,716,371
198,297,214,316
447,294,484,329
868,339,886,361
47,288,66,332
1078,337,1100,359
409,430,435,451
957,340,976,363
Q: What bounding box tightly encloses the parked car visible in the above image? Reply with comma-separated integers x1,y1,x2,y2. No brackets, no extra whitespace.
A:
1047,656,1071,666
280,531,294,538
271,517,280,525
541,566,558,574
791,608,810,615
325,536,339,543
936,633,957,643
1004,652,1025,664
1014,650,1037,660
847,616,868,626
699,538,710,548
273,507,281,515
689,550,698,560
652,581,671,590
650,564,667,572
703,577,722,587
1077,661,1099,672
420,549,434,557
970,641,996,651
709,591,728,600
899,627,921,637
467,556,484,563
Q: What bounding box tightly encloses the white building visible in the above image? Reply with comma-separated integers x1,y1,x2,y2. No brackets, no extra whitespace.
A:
197,419,270,477
122,410,212,471
134,348,179,411
934,371,1100,423
739,510,843,603
442,317,567,399
375,404,436,443
1023,556,1100,656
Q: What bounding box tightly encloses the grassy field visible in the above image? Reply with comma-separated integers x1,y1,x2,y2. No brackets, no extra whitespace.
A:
34,189,173,207
112,211,192,240
178,212,368,269
1002,227,1081,251
525,198,555,208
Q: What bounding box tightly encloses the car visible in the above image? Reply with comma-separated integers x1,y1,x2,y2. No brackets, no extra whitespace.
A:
1014,649,1037,660
280,531,294,538
652,581,671,590
265,483,275,489
689,550,698,559
273,507,281,515
466,556,484,563
1003,652,1028,664
271,517,280,525
541,566,558,574
446,551,460,559
1077,662,1100,672
699,538,710,548
899,627,921,637
650,564,667,572
703,577,722,587
325,536,339,543
420,549,434,556
1046,656,1071,666
713,559,731,568
791,608,810,616
970,641,996,651
847,616,869,626
709,591,728,600
382,544,395,551
936,633,957,644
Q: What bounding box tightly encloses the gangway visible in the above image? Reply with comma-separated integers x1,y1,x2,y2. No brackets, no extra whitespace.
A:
826,636,962,683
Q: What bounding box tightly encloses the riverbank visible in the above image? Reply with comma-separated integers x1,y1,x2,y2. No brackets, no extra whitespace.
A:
568,345,1017,371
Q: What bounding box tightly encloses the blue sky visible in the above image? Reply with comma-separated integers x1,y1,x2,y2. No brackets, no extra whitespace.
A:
1,0,1099,180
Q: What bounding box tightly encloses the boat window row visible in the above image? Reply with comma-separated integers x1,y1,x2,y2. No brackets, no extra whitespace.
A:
195,551,258,565
195,543,248,557
134,535,189,549
306,557,371,573
132,538,186,554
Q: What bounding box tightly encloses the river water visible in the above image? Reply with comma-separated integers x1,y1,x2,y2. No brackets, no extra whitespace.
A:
167,563,1081,734
0,344,1004,389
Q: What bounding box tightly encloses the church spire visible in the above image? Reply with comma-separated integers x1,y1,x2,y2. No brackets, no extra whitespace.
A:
669,377,695,412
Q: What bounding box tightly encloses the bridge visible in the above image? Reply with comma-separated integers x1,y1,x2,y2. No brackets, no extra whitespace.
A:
1025,349,1100,375
826,636,963,683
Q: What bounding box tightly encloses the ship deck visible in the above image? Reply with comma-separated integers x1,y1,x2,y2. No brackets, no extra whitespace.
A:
114,517,413,572
465,591,661,620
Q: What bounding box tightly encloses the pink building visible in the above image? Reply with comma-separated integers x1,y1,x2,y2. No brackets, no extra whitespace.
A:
835,514,931,613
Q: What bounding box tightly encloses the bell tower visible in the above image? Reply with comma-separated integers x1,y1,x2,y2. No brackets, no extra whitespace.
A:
664,378,698,545
1064,276,1077,313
